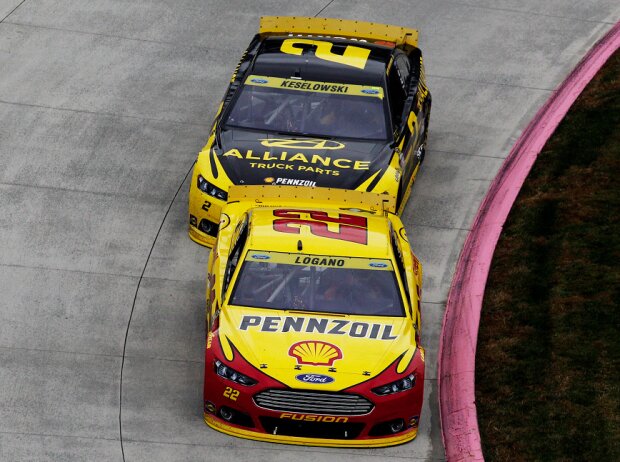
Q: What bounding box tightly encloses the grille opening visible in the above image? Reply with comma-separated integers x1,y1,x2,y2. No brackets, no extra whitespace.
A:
254,389,374,416
259,416,364,439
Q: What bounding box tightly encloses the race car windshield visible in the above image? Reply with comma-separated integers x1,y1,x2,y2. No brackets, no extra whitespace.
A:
224,75,388,140
229,252,405,317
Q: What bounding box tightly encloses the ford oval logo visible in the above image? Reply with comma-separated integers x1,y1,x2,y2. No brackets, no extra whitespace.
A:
251,78,268,84
361,88,379,94
369,262,388,268
295,373,335,384
251,254,270,260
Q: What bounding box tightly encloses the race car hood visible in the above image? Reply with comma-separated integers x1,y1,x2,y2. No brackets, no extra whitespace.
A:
215,128,390,190
215,307,416,391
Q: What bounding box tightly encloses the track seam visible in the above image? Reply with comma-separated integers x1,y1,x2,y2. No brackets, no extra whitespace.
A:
0,0,26,23
118,161,194,461
0,98,209,127
426,73,554,92
2,21,243,54
314,1,334,18
3,20,212,49
449,1,616,25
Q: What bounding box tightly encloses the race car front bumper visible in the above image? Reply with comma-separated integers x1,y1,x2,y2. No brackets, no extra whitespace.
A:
204,412,418,448
203,365,423,448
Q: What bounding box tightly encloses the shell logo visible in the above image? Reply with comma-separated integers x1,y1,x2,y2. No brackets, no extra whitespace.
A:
288,341,343,366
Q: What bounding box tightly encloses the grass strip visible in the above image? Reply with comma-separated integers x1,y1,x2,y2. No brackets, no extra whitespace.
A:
475,50,619,462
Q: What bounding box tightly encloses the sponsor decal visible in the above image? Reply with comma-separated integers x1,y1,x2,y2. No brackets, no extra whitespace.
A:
280,412,348,423
250,78,268,84
251,253,270,260
221,148,370,177
274,177,317,187
264,177,275,183
361,88,380,95
260,138,345,150
295,373,335,384
289,340,343,366
369,262,388,268
239,315,398,340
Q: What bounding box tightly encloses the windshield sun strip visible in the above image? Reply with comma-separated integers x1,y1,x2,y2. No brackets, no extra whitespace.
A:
245,74,384,99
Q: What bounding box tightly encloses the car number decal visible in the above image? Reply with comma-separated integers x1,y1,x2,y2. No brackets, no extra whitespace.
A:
272,209,368,245
223,386,240,401
280,38,370,69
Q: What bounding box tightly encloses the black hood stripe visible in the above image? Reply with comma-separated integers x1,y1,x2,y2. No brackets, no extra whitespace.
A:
210,148,219,179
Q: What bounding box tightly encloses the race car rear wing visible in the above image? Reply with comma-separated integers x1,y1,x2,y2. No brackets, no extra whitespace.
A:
227,185,396,214
259,16,418,48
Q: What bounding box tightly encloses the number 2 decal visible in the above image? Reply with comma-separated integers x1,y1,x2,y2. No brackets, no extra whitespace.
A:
223,386,239,401
280,39,370,70
272,209,368,245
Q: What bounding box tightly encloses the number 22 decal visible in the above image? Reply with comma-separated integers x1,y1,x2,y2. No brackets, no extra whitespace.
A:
223,386,239,401
272,209,368,245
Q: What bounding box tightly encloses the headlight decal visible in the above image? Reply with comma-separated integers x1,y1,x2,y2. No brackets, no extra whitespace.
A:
371,372,416,396
214,359,258,386
197,174,228,201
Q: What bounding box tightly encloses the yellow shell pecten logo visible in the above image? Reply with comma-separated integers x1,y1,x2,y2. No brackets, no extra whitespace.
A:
259,138,345,150
288,340,343,366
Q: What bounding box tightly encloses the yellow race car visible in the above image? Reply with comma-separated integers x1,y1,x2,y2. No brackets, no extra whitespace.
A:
189,16,431,247
203,186,424,447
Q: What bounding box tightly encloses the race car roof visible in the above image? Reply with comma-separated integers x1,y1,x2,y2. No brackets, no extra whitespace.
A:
245,207,393,259
251,36,393,87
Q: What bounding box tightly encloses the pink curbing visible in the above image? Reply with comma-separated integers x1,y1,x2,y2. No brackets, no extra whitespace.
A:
437,21,620,462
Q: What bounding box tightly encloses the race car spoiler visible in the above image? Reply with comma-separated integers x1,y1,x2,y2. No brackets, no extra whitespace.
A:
227,185,396,213
259,16,418,48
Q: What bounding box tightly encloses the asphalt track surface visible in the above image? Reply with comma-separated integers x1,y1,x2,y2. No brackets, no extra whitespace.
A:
0,1,618,461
